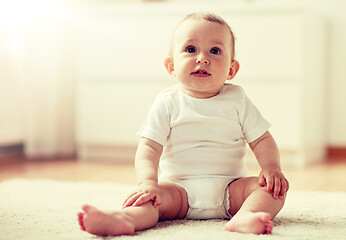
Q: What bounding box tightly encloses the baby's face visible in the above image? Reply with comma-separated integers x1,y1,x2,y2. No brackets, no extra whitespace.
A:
170,19,236,98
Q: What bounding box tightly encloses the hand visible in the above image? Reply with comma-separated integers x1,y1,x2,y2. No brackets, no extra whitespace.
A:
259,167,289,199
122,180,162,208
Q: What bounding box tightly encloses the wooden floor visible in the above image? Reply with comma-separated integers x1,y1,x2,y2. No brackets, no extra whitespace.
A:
0,154,345,192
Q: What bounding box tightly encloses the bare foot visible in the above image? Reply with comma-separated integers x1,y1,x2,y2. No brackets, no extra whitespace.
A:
78,205,135,236
224,211,273,234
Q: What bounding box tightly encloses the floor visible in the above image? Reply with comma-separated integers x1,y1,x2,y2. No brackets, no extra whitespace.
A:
1,153,346,192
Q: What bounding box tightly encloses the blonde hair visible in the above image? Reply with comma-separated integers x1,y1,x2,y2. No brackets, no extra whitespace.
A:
169,12,236,60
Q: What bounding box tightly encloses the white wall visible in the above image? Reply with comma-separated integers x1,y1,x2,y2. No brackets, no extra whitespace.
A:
0,0,346,152
0,24,24,145
316,1,346,146
275,0,346,147
0,0,77,157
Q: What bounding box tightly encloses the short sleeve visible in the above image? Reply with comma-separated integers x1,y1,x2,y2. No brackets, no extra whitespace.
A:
136,94,171,146
238,89,271,143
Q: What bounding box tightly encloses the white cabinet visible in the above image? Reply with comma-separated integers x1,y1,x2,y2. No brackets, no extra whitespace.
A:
75,3,326,167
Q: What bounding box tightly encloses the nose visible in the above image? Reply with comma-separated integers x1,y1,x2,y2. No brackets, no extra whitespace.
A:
196,54,210,64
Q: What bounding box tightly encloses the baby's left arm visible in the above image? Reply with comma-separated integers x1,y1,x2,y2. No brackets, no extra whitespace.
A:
249,131,289,199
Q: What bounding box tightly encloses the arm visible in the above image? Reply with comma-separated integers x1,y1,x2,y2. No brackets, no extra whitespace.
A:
123,137,163,208
249,131,289,199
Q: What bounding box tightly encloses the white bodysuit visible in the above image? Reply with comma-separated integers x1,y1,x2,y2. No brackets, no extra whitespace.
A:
137,84,270,219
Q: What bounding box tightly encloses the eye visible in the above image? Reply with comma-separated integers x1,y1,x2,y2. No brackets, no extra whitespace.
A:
185,46,196,53
210,47,221,55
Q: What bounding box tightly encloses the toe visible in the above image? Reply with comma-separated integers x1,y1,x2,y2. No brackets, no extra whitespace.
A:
259,213,271,223
265,228,271,234
78,212,86,231
82,204,95,213
264,220,273,234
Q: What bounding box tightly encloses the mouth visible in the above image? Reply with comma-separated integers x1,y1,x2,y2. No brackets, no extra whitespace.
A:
191,69,211,77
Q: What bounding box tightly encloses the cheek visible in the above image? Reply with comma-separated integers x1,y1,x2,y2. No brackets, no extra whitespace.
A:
176,58,193,72
215,59,231,72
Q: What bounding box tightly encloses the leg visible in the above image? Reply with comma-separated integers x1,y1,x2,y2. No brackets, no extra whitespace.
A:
224,177,286,234
78,181,188,236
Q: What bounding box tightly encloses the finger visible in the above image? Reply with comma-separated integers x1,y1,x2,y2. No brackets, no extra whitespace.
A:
123,192,136,205
273,178,281,199
286,179,290,191
123,189,143,206
133,193,152,207
125,192,145,207
123,196,134,208
133,193,155,207
279,179,290,198
279,179,288,198
258,174,266,187
153,195,162,208
123,192,142,208
266,176,274,193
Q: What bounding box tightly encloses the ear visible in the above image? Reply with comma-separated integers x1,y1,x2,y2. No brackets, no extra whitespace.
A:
164,57,175,76
227,60,240,80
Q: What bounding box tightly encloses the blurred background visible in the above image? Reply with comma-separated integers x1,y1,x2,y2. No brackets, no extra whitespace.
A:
0,0,345,169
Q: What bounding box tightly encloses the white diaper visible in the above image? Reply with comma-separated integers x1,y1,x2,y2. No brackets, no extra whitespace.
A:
168,177,237,220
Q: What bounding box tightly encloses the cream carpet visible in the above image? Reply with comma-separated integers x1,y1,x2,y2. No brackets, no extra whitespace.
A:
0,179,345,240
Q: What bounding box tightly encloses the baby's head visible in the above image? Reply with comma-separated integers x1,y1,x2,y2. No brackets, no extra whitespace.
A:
165,12,239,98
169,13,236,61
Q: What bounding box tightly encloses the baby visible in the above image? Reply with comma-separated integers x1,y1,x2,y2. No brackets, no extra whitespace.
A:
78,12,289,236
